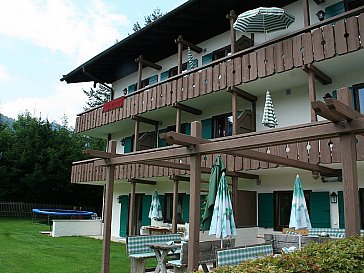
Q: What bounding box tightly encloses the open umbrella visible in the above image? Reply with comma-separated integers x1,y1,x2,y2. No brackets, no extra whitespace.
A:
149,191,163,221
233,7,295,34
262,90,278,128
209,172,236,248
201,156,225,231
289,175,312,249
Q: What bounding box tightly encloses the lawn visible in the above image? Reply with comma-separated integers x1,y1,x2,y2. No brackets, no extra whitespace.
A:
0,218,140,273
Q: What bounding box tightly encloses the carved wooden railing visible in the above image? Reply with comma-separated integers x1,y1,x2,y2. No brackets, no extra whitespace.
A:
74,8,364,134
71,135,364,183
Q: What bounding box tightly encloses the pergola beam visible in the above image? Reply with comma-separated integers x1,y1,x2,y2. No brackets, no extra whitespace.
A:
173,102,202,115
311,101,343,122
324,98,363,121
128,178,156,185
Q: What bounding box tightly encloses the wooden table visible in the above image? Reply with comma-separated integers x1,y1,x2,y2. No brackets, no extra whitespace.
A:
147,243,180,273
145,226,172,235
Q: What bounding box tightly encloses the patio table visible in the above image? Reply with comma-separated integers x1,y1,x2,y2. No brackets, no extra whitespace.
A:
147,243,180,273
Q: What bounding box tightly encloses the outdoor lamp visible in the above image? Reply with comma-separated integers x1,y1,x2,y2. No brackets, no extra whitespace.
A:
123,88,128,96
117,195,122,204
120,138,125,146
330,192,338,203
316,10,325,21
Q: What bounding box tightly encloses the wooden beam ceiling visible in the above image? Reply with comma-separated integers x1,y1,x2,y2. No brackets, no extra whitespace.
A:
303,64,332,85
173,102,202,115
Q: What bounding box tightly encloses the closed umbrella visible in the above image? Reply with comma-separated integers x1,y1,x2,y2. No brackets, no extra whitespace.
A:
262,90,278,128
233,7,295,34
187,47,195,70
201,156,225,231
289,175,312,249
149,191,163,221
209,172,236,248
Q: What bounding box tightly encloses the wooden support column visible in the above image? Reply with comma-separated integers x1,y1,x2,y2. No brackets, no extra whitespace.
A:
101,140,116,273
232,92,238,135
177,35,183,74
133,120,139,152
227,10,237,53
128,181,136,235
172,177,179,233
340,132,360,236
303,0,310,27
308,69,317,122
136,55,143,90
232,177,238,218
187,121,202,273
176,107,181,134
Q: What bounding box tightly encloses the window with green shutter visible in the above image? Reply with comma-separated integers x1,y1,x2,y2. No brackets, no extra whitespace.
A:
123,136,133,153
158,128,167,147
310,192,331,228
201,118,212,139
202,53,213,65
141,195,152,226
258,193,274,228
183,194,190,223
149,75,158,85
181,123,191,135
325,1,345,19
160,71,169,81
119,195,129,237
128,83,137,94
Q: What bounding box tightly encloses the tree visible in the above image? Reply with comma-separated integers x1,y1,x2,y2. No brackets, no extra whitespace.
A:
83,84,112,110
133,8,163,32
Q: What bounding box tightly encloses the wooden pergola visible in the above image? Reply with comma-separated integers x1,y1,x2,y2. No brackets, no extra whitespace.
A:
86,89,364,273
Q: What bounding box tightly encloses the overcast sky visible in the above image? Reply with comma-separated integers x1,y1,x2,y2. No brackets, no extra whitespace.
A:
0,0,185,128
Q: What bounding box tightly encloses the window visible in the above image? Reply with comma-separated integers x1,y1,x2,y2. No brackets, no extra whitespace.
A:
353,84,364,114
169,63,188,77
213,45,231,61
273,191,310,231
163,193,185,223
212,113,233,138
345,0,364,10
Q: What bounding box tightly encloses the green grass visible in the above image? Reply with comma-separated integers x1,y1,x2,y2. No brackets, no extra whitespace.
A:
0,218,145,273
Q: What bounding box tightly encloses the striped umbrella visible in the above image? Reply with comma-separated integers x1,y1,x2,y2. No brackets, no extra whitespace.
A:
262,90,278,128
187,47,195,70
233,7,295,34
148,191,163,221
209,172,236,248
289,175,312,249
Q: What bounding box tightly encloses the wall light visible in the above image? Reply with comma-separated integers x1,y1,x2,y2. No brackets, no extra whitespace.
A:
123,88,128,96
316,10,326,21
120,138,125,146
117,195,122,204
330,192,338,204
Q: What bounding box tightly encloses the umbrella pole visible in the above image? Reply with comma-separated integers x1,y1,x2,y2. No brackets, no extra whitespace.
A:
298,234,302,250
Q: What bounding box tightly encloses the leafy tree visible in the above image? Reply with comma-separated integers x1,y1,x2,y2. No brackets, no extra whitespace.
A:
133,8,163,32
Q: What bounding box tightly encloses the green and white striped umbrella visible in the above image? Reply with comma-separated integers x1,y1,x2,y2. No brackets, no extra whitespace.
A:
262,90,278,128
148,191,163,221
289,175,312,231
209,172,236,240
233,7,295,33
187,47,195,70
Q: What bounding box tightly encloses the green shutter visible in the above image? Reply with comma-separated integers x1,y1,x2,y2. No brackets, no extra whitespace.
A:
325,1,345,19
142,195,152,226
338,191,345,228
128,84,136,94
183,194,190,223
182,123,191,135
119,195,129,237
310,192,331,228
201,118,212,139
258,193,274,228
158,128,167,147
202,53,213,65
123,136,133,153
149,75,158,85
160,71,169,81
159,194,165,217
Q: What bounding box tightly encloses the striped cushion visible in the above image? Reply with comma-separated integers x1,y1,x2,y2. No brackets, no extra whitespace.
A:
286,231,298,235
127,234,182,255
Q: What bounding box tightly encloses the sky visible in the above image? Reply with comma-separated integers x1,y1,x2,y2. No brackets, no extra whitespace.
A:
0,0,185,128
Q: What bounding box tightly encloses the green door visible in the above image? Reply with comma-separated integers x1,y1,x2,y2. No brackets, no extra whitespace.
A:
258,193,274,228
338,191,345,228
141,195,152,226
119,195,129,237
201,118,212,139
310,192,330,228
183,194,190,223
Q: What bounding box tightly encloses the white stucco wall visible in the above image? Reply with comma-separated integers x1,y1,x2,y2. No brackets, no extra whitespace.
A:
52,219,103,238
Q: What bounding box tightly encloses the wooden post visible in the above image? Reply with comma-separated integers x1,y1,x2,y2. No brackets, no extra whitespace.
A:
227,10,237,54
137,55,143,90
187,121,202,272
232,92,238,135
101,140,116,273
232,177,238,218
134,120,139,152
176,107,181,134
308,69,317,122
128,181,136,235
172,178,179,233
177,35,183,74
303,0,310,27
340,132,360,236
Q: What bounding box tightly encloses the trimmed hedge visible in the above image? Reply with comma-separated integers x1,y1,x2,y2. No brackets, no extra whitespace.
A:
213,236,364,273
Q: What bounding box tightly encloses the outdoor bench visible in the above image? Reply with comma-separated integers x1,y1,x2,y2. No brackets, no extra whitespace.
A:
216,243,273,267
127,233,182,272
167,239,235,273
308,228,364,238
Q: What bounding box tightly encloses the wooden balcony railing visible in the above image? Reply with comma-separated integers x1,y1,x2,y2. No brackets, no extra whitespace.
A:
71,135,364,183
75,8,364,134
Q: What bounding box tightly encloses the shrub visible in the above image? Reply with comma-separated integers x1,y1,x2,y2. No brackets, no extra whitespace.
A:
213,236,364,273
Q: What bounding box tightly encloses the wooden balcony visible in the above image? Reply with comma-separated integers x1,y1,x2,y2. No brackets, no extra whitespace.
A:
75,8,364,134
71,135,364,183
